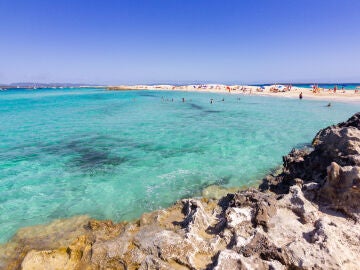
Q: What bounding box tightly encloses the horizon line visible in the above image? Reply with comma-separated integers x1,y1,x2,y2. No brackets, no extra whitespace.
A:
2,81,360,87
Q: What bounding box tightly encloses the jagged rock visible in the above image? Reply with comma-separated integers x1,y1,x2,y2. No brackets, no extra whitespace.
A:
213,249,270,270
177,199,216,234
240,232,288,265
319,162,360,219
264,112,360,193
229,189,277,231
288,185,319,224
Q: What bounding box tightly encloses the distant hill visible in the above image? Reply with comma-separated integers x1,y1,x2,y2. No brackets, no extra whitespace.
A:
11,82,101,87
0,82,104,89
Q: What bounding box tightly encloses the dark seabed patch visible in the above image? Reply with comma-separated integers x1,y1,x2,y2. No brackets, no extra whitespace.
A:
70,148,128,172
188,103,204,110
87,94,110,100
204,110,222,113
215,176,231,185
0,146,40,162
39,135,207,172
34,136,131,173
158,147,205,158
139,93,158,98
64,138,129,172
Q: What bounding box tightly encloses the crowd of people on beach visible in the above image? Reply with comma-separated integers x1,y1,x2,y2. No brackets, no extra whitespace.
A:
109,83,360,97
311,84,347,94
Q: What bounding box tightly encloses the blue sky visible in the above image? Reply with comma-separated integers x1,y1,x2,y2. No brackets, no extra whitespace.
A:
1,0,360,84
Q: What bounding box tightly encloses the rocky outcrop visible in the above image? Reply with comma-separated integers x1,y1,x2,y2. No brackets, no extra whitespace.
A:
1,113,360,269
262,112,360,220
320,162,360,220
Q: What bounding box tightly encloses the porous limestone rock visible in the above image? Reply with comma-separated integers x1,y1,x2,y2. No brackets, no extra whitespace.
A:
320,162,360,219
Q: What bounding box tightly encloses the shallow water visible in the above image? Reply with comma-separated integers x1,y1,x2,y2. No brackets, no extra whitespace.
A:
293,83,360,90
0,88,358,242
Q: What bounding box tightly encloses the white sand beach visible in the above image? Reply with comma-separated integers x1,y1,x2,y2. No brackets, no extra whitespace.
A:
107,84,360,103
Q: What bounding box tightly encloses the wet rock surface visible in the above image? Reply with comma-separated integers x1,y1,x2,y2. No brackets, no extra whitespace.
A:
1,113,360,269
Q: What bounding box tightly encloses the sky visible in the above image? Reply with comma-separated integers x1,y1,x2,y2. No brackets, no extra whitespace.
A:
1,0,360,85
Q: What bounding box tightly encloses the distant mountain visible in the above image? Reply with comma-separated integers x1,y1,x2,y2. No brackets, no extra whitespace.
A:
0,82,105,89
9,82,102,87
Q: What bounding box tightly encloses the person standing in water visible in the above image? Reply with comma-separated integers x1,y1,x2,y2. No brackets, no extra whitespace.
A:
182,97,185,102
299,92,303,99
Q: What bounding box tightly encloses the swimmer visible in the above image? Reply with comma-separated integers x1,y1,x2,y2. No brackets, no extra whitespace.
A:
182,97,185,102
327,102,331,107
210,98,213,104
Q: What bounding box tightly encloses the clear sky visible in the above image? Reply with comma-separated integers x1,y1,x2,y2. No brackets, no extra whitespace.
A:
1,0,360,84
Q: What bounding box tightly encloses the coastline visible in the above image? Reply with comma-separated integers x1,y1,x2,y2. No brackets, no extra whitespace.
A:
4,86,358,247
107,84,360,103
2,113,360,269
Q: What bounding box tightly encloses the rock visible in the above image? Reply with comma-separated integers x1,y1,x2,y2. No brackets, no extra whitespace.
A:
0,215,90,270
319,162,360,219
240,232,288,265
202,185,240,200
288,185,319,224
263,113,360,193
176,199,216,234
21,235,92,270
229,189,277,231
213,249,269,270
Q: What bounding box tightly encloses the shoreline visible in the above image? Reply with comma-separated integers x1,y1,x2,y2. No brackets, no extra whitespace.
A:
0,174,265,244
107,84,360,103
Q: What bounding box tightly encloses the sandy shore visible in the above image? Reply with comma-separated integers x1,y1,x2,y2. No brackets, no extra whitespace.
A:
107,84,360,103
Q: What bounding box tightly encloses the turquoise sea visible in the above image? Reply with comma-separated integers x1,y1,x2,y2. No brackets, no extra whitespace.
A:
0,88,359,243
293,83,360,90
